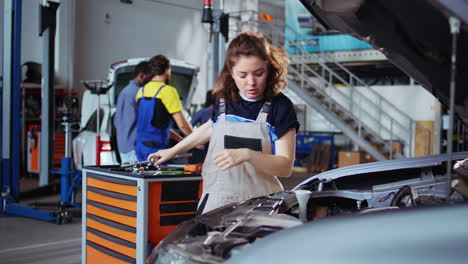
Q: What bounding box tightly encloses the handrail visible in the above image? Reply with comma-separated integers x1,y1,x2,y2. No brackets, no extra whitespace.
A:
294,48,410,134
257,20,401,138
287,38,410,142
280,21,433,156
283,23,413,130
289,64,387,143
289,66,385,136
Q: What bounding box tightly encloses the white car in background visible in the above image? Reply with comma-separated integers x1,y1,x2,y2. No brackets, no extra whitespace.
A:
73,58,199,169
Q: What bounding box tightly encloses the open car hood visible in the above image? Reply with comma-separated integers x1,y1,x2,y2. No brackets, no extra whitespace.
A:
300,0,468,124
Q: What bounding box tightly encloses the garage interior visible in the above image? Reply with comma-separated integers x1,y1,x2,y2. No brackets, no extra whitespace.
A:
1,0,467,264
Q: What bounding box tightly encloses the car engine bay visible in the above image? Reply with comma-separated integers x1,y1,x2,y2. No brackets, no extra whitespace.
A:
147,156,467,264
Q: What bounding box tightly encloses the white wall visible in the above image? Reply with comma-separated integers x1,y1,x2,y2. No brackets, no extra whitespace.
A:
259,0,285,23
20,0,43,67
73,0,210,104
370,85,440,121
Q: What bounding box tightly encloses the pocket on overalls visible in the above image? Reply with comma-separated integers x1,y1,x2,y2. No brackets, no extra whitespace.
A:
142,141,160,148
224,135,262,152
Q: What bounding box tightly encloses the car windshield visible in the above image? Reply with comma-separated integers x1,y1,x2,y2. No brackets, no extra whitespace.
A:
170,72,192,103
113,64,194,105
114,66,135,103
83,109,104,132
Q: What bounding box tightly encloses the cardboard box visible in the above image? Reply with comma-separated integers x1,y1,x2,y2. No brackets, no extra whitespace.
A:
359,142,403,159
338,151,365,168
363,153,377,163
389,141,403,155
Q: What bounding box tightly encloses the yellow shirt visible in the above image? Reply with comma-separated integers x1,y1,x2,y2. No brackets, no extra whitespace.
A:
135,81,182,114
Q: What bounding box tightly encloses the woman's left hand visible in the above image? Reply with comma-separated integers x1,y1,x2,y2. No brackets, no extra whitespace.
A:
213,148,251,170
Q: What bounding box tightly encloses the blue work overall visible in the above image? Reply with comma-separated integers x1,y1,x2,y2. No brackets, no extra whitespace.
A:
135,84,170,161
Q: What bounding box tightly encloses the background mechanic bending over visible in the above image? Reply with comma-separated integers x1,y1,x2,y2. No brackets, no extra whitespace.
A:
134,54,193,161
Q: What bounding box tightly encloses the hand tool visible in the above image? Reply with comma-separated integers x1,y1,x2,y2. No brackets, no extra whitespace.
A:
121,153,193,168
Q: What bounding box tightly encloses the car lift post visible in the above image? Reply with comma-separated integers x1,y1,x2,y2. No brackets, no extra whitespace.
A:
1,0,55,221
202,0,228,85
2,0,21,202
1,0,79,223
39,0,60,186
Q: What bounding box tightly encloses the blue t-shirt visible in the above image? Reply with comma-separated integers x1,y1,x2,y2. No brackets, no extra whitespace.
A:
114,80,143,153
191,107,214,126
212,92,300,148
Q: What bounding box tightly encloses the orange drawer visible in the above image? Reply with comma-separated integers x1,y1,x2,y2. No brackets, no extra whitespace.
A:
87,204,136,228
87,217,136,243
87,177,137,197
87,190,137,212
87,231,136,259
86,244,134,264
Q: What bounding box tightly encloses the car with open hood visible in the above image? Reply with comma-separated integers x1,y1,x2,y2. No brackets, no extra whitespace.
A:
72,58,198,169
146,0,468,263
147,153,468,264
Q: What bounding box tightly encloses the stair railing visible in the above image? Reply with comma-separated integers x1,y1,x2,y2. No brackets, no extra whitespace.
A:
230,13,432,157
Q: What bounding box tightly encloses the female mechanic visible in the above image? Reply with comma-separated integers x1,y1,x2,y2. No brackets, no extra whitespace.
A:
148,31,299,213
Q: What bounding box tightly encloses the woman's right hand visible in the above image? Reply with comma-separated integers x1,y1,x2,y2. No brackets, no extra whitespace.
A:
147,148,177,165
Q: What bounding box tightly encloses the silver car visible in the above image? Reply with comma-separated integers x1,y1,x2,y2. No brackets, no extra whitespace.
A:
147,0,468,263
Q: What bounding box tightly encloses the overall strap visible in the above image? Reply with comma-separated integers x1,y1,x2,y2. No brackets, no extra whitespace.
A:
218,98,226,121
256,100,272,123
153,84,167,98
140,86,145,100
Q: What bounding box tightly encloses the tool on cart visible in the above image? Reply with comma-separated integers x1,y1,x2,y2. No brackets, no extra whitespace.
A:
120,153,193,168
120,160,152,168
184,163,203,173
150,152,193,163
117,153,203,177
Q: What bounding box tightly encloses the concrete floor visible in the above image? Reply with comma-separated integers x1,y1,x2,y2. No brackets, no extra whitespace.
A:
0,168,312,264
0,192,82,264
0,216,81,264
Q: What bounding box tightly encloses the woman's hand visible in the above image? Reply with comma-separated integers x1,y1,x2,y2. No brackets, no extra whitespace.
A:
213,148,251,170
147,148,177,165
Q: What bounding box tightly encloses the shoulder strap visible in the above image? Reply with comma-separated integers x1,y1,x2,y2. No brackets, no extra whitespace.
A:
153,84,167,98
139,86,145,101
256,100,272,123
218,98,226,121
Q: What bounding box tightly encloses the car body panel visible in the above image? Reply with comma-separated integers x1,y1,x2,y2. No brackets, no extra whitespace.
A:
147,152,468,264
225,203,468,264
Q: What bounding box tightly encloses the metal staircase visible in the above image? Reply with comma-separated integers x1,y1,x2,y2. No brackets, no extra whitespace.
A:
231,17,431,160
